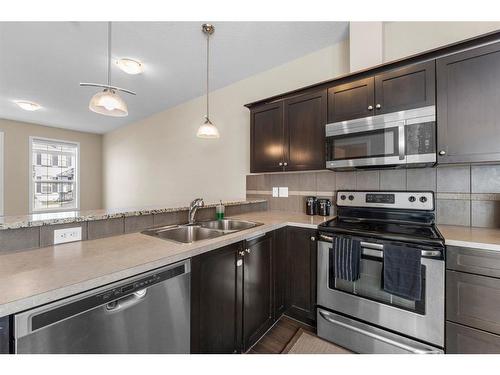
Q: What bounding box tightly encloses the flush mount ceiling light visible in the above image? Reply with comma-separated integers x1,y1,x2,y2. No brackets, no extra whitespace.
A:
196,23,220,139
116,58,144,75
13,100,41,111
80,22,136,117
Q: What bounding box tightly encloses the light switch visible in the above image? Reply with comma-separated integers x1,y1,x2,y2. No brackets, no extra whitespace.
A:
272,187,279,197
279,187,289,197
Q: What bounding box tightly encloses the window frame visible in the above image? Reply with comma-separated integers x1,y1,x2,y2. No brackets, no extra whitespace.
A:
28,136,80,214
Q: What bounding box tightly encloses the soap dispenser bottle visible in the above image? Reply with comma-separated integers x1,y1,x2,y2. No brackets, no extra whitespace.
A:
216,200,225,220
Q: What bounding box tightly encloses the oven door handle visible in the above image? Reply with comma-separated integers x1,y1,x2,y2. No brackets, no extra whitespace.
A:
318,310,442,354
320,237,442,258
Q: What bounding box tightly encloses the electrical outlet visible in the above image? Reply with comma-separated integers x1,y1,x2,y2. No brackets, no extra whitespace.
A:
54,227,82,245
279,187,289,197
272,187,279,197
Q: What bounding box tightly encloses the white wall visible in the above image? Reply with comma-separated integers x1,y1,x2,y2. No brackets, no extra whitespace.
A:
383,22,500,62
350,22,383,72
103,40,349,209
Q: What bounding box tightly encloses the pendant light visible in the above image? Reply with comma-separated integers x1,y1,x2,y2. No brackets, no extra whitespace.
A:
80,22,136,117
197,23,220,139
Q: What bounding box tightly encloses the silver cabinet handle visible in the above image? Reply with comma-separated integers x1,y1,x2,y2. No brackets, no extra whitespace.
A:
376,104,381,109
310,236,316,241
283,162,288,166
279,162,283,166
238,250,245,257
236,259,243,267
438,150,446,156
245,248,251,254
319,234,333,242
367,105,373,111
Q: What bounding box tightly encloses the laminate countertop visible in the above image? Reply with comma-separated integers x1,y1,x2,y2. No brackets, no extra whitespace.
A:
438,224,500,252
0,211,331,317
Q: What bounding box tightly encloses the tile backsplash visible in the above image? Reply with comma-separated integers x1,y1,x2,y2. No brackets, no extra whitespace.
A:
246,164,500,228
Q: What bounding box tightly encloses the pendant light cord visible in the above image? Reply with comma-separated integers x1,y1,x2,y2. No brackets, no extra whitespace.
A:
107,22,112,88
206,31,210,120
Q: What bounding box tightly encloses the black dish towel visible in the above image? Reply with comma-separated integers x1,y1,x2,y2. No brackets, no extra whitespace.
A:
383,243,422,301
332,236,361,282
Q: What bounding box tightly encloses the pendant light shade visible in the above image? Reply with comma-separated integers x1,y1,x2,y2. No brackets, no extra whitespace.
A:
80,22,135,118
197,24,220,139
197,116,220,138
89,88,128,117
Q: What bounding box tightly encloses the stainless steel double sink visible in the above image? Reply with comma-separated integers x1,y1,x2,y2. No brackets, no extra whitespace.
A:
141,219,263,244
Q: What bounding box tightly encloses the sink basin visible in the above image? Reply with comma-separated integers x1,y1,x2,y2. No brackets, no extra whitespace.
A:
143,225,224,244
198,219,260,232
142,219,262,244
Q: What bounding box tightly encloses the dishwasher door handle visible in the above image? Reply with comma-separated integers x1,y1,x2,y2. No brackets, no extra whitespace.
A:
105,289,148,312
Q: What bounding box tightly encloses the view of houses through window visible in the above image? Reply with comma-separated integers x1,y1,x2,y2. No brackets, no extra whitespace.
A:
31,138,78,212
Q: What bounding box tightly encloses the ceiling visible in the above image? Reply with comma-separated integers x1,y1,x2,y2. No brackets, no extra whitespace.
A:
0,22,348,134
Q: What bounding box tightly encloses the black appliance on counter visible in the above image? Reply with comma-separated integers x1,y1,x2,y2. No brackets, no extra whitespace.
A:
317,198,331,216
316,191,445,354
305,196,318,215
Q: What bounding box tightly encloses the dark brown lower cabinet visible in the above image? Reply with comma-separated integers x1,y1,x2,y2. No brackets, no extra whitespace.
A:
0,316,10,354
286,227,317,326
242,233,274,351
191,227,318,353
446,322,500,354
273,227,288,319
191,242,243,354
446,245,500,354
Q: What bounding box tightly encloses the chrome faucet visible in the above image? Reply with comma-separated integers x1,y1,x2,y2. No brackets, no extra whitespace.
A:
188,198,205,224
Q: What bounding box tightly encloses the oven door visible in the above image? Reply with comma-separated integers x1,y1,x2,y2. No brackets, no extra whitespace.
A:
326,120,405,169
317,235,444,348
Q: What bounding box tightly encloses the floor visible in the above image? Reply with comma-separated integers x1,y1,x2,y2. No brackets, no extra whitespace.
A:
247,315,315,354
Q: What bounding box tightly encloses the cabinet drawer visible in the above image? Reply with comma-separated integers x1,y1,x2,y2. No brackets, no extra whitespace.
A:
446,321,500,354
447,246,500,278
447,270,500,334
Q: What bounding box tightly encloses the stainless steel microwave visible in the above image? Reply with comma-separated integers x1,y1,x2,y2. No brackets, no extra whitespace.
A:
325,106,436,170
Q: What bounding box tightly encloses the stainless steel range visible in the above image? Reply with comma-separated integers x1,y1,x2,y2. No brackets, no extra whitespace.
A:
317,191,445,354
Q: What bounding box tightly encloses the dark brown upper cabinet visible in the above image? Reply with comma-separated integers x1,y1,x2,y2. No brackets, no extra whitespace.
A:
328,77,375,122
250,90,327,173
374,60,435,114
327,61,435,123
284,90,327,171
250,101,284,173
437,41,500,164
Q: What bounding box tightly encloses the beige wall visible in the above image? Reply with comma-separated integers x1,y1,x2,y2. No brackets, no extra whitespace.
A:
0,118,103,216
103,40,349,209
383,21,500,62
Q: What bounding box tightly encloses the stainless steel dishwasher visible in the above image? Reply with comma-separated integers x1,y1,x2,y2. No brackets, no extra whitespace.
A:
14,260,190,354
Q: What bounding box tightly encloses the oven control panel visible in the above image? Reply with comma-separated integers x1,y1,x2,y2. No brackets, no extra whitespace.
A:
337,191,434,210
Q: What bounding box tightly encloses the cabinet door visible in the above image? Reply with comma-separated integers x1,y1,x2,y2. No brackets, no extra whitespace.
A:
191,242,243,354
327,77,375,123
286,227,317,326
243,233,274,351
250,102,284,173
437,42,500,163
284,90,327,171
447,270,500,335
273,227,288,319
0,316,10,354
446,321,500,354
374,60,435,114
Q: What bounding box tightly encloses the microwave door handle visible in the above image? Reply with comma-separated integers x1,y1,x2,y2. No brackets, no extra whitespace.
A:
398,123,405,160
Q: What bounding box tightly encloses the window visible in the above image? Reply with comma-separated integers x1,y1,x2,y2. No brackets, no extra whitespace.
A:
30,137,79,213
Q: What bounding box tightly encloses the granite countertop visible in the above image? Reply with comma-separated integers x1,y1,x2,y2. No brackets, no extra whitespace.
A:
0,199,267,230
438,224,500,252
0,211,332,316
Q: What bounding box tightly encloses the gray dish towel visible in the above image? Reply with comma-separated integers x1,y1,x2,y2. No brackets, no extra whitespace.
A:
383,243,422,301
332,236,361,282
